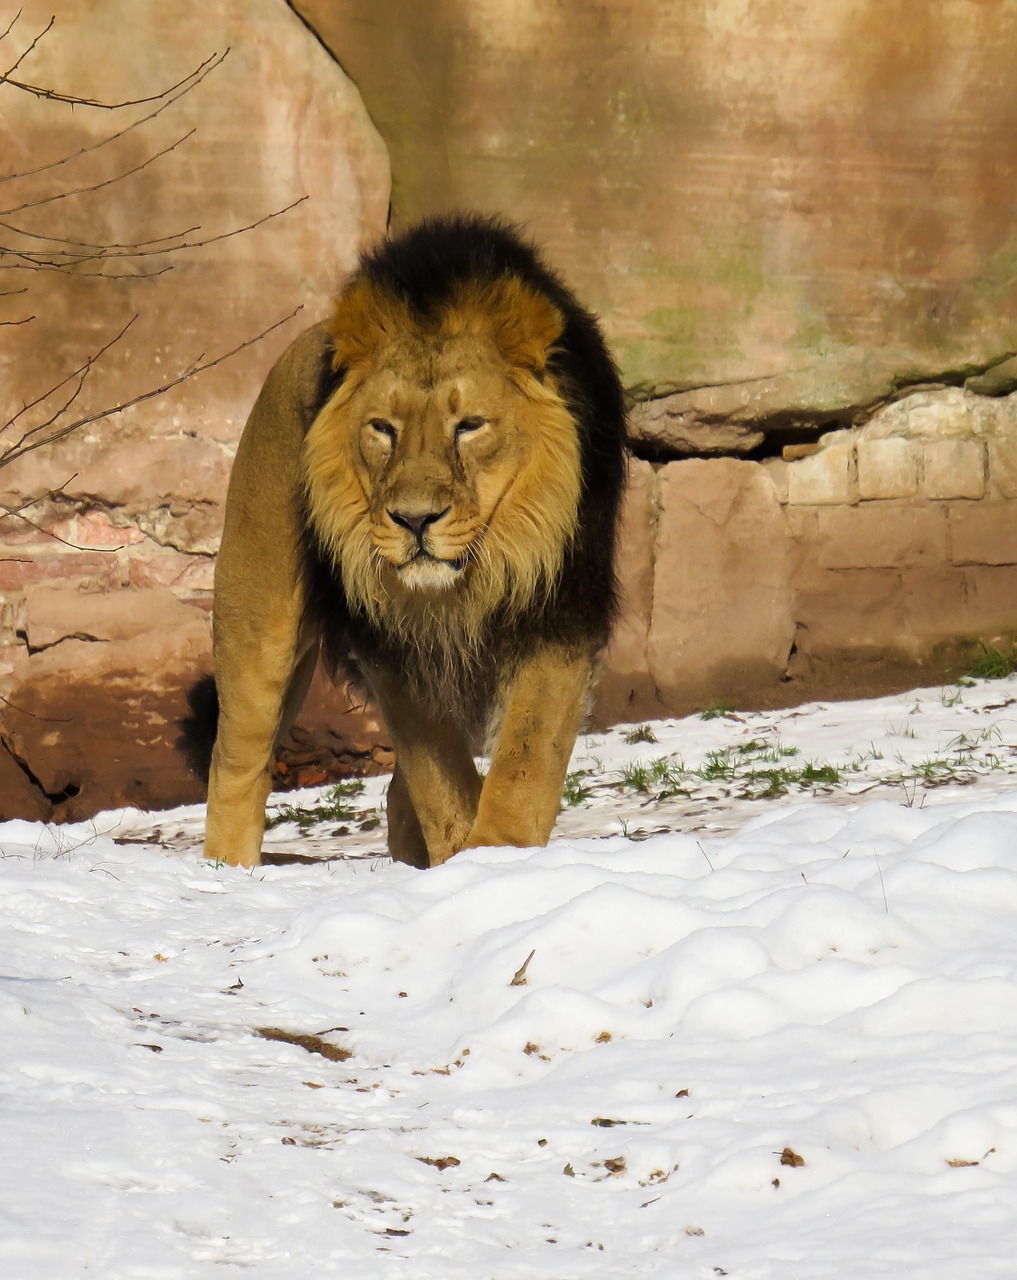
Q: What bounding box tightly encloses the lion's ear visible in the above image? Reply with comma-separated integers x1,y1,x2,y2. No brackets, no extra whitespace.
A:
328,278,405,371
451,278,564,373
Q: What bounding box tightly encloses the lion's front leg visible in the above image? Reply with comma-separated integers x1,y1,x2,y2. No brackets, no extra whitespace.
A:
465,647,593,851
364,663,483,867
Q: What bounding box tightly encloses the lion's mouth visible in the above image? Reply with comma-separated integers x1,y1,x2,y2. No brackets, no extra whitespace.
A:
395,551,469,591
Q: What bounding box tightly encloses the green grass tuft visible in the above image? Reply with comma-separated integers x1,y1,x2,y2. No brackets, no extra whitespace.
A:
699,700,736,721
623,724,659,745
967,643,1017,681
266,778,367,831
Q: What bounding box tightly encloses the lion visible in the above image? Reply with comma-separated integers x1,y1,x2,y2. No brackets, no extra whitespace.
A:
189,214,627,868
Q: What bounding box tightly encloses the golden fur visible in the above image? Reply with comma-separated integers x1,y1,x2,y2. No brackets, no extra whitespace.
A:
303,276,581,659
193,216,625,871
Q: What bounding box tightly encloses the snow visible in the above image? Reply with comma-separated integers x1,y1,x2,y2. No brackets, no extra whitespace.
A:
3,678,1017,1277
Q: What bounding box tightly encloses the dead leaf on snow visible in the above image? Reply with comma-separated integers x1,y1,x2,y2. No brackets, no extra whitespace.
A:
256,1027,351,1062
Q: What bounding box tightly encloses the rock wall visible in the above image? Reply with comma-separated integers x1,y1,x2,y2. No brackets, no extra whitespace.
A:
4,0,1017,822
0,0,390,818
293,0,1017,409
600,385,1017,723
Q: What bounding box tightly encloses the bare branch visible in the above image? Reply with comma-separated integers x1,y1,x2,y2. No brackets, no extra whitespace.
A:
0,50,229,186
0,313,33,326
0,195,307,269
0,306,303,472
1,18,227,112
0,127,197,218
3,316,137,439
0,15,53,84
0,216,202,253
0,12,23,45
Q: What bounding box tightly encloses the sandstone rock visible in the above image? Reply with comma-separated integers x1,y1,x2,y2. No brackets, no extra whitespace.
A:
0,0,390,820
816,506,948,571
856,438,921,501
950,506,1017,567
296,0,1017,408
988,438,1017,500
786,442,857,506
924,440,985,501
965,356,1017,397
646,460,794,708
627,394,765,455
1,0,389,518
595,459,658,723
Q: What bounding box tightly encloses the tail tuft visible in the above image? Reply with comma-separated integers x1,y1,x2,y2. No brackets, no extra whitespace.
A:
177,673,219,783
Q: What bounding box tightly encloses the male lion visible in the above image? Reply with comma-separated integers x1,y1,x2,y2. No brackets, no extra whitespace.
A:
193,214,627,868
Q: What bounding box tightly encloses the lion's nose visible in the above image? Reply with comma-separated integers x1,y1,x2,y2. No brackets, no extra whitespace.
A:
387,507,450,540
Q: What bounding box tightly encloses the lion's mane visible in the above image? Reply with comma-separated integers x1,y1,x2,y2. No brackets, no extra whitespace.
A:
297,214,627,717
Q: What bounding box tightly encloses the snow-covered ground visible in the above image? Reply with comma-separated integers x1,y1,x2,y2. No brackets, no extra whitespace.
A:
3,678,1017,1278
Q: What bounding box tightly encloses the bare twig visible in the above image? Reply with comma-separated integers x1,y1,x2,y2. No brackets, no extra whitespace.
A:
0,13,22,45
4,316,136,439
2,18,224,111
0,195,307,268
0,51,228,186
0,15,53,84
0,306,303,471
0,127,197,218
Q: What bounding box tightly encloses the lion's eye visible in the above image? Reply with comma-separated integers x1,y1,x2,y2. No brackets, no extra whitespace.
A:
368,418,397,442
455,416,487,437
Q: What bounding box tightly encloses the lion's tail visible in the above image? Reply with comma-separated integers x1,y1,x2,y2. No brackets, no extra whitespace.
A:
177,673,219,784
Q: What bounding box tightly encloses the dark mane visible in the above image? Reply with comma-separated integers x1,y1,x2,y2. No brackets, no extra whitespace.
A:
320,213,628,657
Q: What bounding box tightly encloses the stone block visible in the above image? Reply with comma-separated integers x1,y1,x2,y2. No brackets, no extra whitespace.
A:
988,437,1017,499
25,585,208,650
964,567,1017,633
923,440,985,500
857,438,920,500
50,510,146,550
898,390,973,440
950,503,1017,566
786,442,857,505
816,505,948,569
792,567,903,650
647,458,794,700
598,460,657,720
898,566,973,642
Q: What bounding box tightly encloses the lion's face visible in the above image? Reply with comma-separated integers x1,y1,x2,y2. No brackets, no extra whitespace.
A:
303,277,582,640
349,334,535,592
